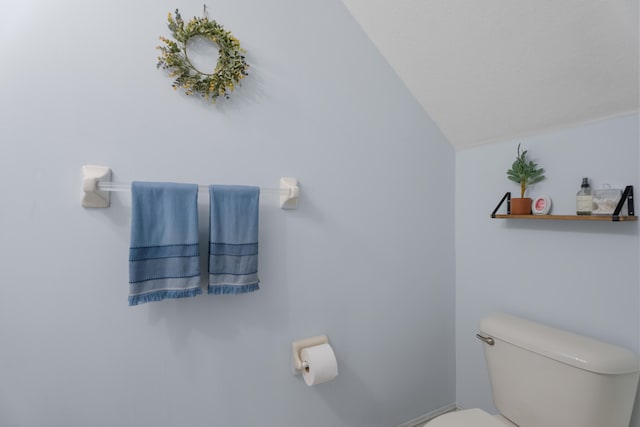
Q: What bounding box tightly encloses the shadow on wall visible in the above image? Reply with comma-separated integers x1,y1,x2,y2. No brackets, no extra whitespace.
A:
313,360,383,426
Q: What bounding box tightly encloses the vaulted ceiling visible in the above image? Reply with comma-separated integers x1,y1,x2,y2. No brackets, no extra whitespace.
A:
340,0,640,150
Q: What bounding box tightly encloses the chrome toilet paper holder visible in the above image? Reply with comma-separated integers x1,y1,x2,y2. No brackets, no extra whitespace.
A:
291,335,328,374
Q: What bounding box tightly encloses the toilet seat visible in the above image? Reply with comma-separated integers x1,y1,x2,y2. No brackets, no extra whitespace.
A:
425,408,513,427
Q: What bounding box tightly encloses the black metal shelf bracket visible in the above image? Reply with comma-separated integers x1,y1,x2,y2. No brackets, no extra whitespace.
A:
612,185,635,221
491,192,511,218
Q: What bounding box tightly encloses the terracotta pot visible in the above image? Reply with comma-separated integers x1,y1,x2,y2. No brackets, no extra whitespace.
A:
511,197,532,215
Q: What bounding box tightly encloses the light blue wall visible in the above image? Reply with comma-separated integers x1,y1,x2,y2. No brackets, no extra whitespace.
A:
0,0,456,426
4,1,636,425
455,114,640,426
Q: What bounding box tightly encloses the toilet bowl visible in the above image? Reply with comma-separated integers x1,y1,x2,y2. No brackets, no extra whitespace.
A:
425,313,640,427
425,409,514,426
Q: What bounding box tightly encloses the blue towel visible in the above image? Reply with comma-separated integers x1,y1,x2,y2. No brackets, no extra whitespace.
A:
208,185,260,294
128,182,202,305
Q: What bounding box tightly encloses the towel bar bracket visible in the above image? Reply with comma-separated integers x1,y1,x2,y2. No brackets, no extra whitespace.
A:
81,165,112,208
280,177,299,209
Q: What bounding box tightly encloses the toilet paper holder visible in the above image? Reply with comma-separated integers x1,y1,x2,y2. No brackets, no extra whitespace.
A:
291,335,328,374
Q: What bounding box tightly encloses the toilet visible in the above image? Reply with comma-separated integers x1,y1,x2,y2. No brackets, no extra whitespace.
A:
426,313,640,427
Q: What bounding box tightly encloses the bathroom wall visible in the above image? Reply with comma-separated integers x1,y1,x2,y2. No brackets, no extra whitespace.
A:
0,1,455,426
455,114,640,426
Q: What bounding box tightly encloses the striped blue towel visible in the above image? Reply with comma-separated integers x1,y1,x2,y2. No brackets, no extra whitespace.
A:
128,182,202,306
208,185,260,294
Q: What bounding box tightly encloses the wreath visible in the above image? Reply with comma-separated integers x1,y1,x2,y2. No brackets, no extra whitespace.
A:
156,9,249,102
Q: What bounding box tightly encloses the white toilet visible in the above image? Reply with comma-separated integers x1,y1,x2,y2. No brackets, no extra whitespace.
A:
426,313,640,427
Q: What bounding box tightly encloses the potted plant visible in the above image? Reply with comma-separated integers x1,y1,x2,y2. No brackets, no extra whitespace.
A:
506,144,545,214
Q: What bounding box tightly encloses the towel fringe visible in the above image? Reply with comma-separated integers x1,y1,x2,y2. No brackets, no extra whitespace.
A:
128,288,203,306
208,283,259,295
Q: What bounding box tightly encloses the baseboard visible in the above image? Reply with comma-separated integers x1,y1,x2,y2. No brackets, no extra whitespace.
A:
395,403,458,427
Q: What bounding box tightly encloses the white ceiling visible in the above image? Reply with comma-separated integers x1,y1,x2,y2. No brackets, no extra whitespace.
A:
340,0,640,150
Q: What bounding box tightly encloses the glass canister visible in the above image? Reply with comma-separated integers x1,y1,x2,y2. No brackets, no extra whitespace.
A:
592,185,622,215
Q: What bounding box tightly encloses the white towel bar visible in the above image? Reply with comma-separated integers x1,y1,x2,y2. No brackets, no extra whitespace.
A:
81,165,299,210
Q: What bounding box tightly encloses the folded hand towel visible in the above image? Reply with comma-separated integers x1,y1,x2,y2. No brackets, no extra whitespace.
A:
129,182,202,305
208,185,260,294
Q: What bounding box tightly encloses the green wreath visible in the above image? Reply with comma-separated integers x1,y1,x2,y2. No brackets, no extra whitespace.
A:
156,9,249,102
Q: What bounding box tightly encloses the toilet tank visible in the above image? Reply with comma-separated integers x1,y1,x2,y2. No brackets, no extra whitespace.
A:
479,313,640,427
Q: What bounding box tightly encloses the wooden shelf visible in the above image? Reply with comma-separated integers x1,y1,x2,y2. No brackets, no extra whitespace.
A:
491,186,635,223
492,214,637,222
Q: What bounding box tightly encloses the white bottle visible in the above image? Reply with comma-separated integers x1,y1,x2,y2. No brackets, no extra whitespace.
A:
576,177,592,215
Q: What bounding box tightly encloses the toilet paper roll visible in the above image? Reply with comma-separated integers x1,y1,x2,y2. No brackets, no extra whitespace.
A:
300,343,338,386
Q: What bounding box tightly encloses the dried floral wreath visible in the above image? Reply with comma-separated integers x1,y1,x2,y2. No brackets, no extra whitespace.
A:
156,9,249,102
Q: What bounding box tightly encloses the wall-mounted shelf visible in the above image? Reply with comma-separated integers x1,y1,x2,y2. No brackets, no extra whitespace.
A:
492,214,637,222
491,185,635,222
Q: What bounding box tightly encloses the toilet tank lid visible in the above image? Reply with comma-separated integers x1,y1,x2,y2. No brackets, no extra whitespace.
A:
480,313,640,375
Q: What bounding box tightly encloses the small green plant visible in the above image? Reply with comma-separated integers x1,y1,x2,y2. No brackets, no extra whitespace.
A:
506,144,545,198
